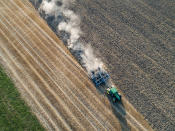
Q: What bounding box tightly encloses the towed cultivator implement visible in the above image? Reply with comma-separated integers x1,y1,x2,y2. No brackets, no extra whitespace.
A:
90,68,121,102
91,68,109,87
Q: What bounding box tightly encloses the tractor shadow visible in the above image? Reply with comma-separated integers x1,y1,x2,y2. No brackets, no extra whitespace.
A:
96,85,130,131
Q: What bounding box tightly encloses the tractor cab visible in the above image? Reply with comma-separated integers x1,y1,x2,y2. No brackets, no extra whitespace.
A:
107,86,121,102
91,68,110,87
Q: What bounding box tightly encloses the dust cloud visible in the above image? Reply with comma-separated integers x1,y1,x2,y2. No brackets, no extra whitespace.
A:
39,0,104,74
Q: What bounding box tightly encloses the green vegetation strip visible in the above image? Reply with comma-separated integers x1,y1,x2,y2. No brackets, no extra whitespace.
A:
0,67,45,131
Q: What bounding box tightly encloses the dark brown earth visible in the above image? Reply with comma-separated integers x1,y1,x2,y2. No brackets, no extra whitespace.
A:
30,0,175,131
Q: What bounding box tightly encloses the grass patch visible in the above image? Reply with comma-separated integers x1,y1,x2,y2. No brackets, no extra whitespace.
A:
0,66,45,131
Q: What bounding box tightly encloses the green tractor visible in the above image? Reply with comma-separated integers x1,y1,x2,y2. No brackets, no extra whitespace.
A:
107,86,121,102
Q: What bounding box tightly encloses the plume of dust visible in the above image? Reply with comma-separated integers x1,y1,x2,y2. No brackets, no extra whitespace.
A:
58,9,81,47
81,45,104,74
39,0,104,74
